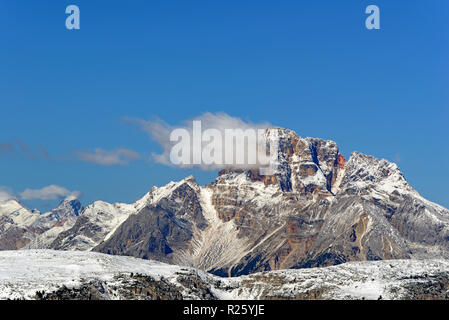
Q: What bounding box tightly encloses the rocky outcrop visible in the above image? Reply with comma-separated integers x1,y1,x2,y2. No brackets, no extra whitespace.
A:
34,274,187,300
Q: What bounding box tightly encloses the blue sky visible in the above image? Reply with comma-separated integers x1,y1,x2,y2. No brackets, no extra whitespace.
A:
0,0,448,210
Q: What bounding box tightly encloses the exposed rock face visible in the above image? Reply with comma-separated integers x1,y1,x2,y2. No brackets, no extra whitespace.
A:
339,152,449,253
260,128,340,196
8,127,449,277
93,178,205,263
295,196,411,268
34,275,188,300
0,218,31,250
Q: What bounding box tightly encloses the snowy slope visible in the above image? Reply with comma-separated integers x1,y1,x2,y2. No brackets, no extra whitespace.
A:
0,249,201,300
185,186,251,272
0,199,45,249
1,250,449,300
0,199,38,228
49,201,137,251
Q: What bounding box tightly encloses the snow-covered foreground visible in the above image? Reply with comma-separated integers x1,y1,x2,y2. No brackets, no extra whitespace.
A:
1,250,449,300
0,249,218,300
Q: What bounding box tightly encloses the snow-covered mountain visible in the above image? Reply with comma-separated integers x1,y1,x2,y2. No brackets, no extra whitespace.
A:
25,198,83,249
0,197,82,250
0,198,38,250
3,127,449,278
91,128,449,276
1,250,449,300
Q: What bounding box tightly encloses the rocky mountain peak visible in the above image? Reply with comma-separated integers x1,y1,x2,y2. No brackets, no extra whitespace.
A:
339,151,415,197
213,128,418,206
28,198,83,232
54,198,83,217
215,127,345,199
0,198,37,226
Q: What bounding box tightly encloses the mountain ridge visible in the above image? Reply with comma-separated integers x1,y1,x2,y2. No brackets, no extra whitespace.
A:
1,127,448,276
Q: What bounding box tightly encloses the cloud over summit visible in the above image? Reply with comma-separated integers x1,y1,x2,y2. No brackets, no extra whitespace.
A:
126,112,273,170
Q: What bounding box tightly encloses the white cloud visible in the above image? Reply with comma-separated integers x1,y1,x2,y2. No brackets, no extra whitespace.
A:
19,185,81,201
0,187,15,201
76,148,140,166
125,112,273,170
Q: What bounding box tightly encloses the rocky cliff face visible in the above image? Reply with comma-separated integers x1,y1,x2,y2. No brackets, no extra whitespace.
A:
93,177,205,263
6,127,448,277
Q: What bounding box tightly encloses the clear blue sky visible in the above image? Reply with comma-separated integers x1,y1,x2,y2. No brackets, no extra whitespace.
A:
0,1,448,210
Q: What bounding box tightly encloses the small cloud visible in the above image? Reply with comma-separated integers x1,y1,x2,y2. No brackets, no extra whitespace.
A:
19,185,81,201
394,153,401,163
0,187,15,201
0,139,53,160
75,148,140,166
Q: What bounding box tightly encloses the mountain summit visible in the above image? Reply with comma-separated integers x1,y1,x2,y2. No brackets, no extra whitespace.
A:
0,197,83,250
